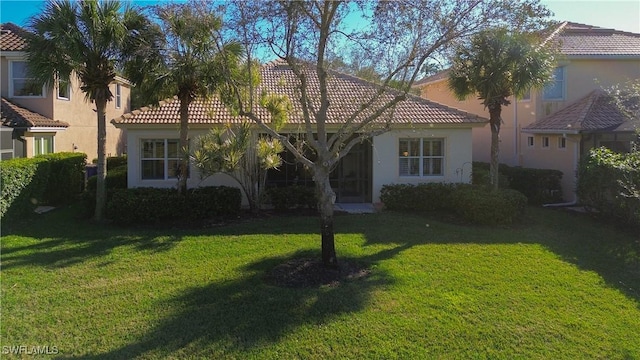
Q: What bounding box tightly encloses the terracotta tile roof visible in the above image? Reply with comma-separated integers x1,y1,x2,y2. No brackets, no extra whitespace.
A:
1,23,28,52
549,22,640,57
1,97,69,128
523,90,638,133
114,61,485,126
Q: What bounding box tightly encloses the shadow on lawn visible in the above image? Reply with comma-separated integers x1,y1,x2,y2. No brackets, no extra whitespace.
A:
71,247,404,359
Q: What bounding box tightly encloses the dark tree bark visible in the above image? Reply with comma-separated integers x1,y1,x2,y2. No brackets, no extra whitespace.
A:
94,96,108,222
488,104,502,191
178,93,191,195
315,166,338,268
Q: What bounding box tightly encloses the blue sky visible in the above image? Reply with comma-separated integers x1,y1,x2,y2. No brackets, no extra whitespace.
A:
1,0,639,33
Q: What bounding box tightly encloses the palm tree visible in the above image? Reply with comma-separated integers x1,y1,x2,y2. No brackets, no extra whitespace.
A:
26,0,154,221
448,28,555,190
128,2,243,195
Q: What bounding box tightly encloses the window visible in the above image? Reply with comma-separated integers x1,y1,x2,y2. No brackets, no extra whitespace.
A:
542,136,550,148
115,83,122,109
34,135,54,156
527,136,534,148
519,90,531,102
558,136,566,149
10,61,44,97
57,78,70,100
399,138,444,176
141,139,182,180
543,67,565,100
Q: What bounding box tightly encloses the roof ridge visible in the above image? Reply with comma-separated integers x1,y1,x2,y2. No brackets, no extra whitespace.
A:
573,90,602,128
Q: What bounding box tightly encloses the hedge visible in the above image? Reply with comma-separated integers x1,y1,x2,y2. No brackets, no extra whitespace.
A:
472,162,563,204
577,147,640,227
266,185,317,210
106,186,242,226
0,152,86,219
380,183,527,226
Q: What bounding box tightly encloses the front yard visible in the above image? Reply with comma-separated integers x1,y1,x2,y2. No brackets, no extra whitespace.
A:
1,205,639,359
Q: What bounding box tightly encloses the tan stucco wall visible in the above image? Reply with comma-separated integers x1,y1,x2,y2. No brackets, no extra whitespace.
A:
52,78,130,160
418,57,640,202
1,53,129,160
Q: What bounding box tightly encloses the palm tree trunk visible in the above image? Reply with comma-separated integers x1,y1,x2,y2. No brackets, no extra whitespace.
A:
315,167,338,268
489,104,502,191
94,97,108,222
178,94,191,195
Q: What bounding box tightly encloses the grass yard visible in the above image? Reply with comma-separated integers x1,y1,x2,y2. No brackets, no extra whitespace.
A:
1,205,639,359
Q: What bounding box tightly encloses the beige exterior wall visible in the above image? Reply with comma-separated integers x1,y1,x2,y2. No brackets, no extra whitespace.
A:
418,57,640,201
1,52,129,161
123,125,476,205
372,127,474,203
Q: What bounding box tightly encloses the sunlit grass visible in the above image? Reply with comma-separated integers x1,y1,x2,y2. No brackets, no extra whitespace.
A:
1,205,639,359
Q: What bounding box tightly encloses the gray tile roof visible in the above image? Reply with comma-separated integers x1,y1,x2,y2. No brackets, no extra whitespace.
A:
114,61,485,126
1,23,27,51
551,22,640,57
523,90,638,133
1,97,69,128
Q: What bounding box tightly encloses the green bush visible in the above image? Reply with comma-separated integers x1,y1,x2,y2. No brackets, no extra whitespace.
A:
0,157,50,219
266,185,317,210
86,167,128,192
577,147,640,227
106,186,241,226
380,183,457,212
450,187,528,225
107,156,127,170
1,153,86,219
472,162,563,204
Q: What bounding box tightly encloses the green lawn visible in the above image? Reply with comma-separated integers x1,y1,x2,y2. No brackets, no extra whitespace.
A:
1,205,639,359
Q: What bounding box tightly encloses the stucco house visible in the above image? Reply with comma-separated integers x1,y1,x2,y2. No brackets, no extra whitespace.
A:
112,60,486,205
414,22,640,202
0,23,131,161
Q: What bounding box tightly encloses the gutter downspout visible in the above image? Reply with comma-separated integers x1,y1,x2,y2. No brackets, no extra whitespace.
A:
543,135,579,207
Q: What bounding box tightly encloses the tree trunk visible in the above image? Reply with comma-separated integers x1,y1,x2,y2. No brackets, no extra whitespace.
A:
315,167,338,268
178,94,191,195
94,97,108,222
488,104,502,191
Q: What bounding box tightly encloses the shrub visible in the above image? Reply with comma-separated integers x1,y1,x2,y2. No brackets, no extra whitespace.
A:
266,185,317,210
107,155,127,170
577,147,640,227
1,153,86,219
380,183,457,212
472,162,563,204
450,187,527,225
82,167,128,218
106,186,241,226
0,157,50,219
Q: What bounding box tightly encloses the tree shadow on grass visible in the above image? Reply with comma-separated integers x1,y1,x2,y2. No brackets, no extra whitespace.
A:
69,247,405,359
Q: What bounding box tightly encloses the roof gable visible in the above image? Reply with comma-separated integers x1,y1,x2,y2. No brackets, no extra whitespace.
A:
523,90,638,133
1,97,69,128
114,61,485,127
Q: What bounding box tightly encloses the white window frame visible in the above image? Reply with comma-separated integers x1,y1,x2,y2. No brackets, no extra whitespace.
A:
57,77,71,101
543,67,565,101
527,136,534,148
399,138,445,177
140,139,183,180
541,136,550,149
519,89,531,102
9,60,45,98
115,83,122,109
558,136,566,149
34,135,54,156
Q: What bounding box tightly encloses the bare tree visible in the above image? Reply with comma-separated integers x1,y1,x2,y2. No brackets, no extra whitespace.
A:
217,0,552,267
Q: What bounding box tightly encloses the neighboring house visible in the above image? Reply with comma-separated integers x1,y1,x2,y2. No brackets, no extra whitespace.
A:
0,23,131,161
415,22,640,202
112,60,486,205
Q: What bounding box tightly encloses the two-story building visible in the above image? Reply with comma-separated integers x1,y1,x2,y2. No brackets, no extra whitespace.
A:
415,22,640,202
0,22,131,161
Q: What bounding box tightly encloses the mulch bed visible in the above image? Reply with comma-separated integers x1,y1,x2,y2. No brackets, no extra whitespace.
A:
264,257,371,288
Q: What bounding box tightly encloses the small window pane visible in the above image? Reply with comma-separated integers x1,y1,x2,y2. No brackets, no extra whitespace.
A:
432,158,443,175
409,139,420,156
409,158,419,176
12,61,28,77
167,140,180,158
142,160,164,179
432,140,443,156
399,140,409,156
399,157,409,175
14,80,43,96
58,79,70,99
